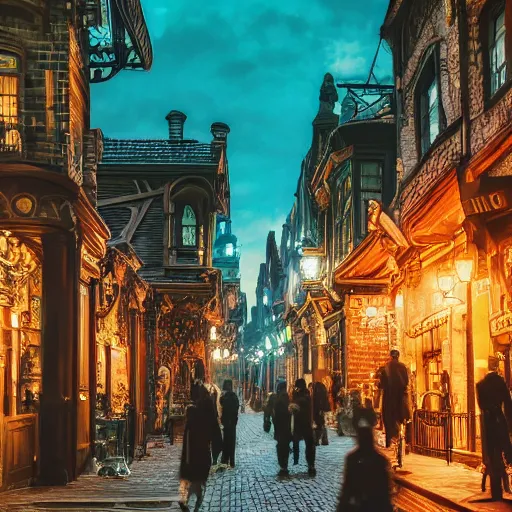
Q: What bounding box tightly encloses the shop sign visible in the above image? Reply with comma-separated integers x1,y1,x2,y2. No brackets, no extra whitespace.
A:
408,309,450,338
462,191,507,216
490,310,512,337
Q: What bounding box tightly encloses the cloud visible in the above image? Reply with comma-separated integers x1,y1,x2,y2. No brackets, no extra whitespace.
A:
92,0,392,312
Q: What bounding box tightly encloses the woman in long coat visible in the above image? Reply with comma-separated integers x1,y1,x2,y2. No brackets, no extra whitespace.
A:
179,382,221,512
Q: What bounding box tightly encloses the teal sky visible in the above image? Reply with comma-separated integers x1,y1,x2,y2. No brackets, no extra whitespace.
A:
91,0,391,310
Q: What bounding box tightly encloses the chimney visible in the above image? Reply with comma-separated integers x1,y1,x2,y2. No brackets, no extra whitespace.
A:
165,110,187,141
210,122,230,144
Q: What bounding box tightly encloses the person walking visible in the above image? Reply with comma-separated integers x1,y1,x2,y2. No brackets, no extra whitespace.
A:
220,379,239,468
313,381,331,446
476,356,512,501
179,382,221,512
337,407,394,512
273,380,292,476
291,378,316,476
379,348,410,451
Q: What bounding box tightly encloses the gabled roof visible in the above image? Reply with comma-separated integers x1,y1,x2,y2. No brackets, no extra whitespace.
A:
101,138,217,165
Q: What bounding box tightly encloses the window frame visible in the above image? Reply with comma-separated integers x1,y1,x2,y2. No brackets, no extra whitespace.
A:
359,160,383,238
415,45,446,158
482,0,511,102
0,50,21,153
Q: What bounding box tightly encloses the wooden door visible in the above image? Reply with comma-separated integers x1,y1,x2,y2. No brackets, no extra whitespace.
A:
3,414,37,489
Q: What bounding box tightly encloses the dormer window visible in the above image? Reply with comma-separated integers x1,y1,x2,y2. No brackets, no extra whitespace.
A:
181,205,197,247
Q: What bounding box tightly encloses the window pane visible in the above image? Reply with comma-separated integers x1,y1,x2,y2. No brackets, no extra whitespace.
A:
182,205,196,226
490,8,507,95
182,226,196,246
428,81,438,107
429,103,440,143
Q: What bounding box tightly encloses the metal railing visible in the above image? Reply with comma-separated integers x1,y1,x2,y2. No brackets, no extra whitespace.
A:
412,408,481,464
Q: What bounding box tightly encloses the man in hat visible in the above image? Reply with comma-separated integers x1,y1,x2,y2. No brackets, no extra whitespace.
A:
476,356,512,501
379,348,410,450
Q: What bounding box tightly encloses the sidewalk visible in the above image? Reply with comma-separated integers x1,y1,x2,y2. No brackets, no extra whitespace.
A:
0,437,181,511
391,453,512,512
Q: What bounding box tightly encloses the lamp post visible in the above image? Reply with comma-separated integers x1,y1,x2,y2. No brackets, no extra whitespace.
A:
456,256,476,452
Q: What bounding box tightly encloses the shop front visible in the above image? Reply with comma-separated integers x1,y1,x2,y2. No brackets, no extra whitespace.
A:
0,171,109,487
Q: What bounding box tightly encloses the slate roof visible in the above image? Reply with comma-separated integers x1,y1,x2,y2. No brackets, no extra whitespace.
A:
101,138,218,165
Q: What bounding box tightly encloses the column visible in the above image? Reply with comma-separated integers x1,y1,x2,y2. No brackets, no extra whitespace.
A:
39,231,78,485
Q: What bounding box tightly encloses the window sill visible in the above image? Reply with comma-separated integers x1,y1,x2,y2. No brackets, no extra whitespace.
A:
484,79,512,111
404,117,462,188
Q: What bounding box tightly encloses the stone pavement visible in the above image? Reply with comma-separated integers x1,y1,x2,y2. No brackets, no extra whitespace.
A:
2,409,512,511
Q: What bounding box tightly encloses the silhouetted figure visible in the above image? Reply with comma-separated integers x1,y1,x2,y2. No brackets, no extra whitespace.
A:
273,381,292,476
179,382,221,512
220,379,239,467
476,357,512,501
291,378,316,476
380,349,410,448
313,381,331,446
337,408,393,512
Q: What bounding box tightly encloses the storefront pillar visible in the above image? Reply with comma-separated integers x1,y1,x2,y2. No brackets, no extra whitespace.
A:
39,231,78,485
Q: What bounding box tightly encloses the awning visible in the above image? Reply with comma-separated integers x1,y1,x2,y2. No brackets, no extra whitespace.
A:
334,201,409,288
401,169,465,246
294,288,342,325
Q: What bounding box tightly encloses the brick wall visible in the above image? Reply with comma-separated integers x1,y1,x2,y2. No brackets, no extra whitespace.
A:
344,295,392,389
0,1,91,182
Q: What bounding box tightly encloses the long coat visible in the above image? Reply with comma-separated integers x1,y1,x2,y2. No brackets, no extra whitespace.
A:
180,398,221,483
273,391,292,442
380,359,410,439
291,388,313,440
337,447,393,512
476,371,512,469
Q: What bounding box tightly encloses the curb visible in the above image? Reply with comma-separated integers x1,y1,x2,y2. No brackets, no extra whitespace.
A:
393,475,473,512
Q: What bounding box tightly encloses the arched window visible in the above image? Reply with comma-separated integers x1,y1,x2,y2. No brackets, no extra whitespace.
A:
181,205,197,246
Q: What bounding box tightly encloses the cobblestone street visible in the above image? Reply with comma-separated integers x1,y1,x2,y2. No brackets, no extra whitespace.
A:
0,410,352,512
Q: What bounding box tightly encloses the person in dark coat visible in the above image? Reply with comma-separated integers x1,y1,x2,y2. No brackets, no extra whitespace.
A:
179,382,221,512
380,348,410,448
313,381,331,446
291,378,316,476
337,407,394,512
220,379,239,467
476,356,512,501
273,380,292,476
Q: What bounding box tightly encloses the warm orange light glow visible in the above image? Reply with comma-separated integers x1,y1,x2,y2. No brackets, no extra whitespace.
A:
455,258,473,283
437,273,455,293
10,312,18,329
366,306,377,317
395,292,404,308
213,348,221,361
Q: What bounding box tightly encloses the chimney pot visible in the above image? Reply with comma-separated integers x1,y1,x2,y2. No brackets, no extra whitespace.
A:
210,122,230,143
165,110,187,141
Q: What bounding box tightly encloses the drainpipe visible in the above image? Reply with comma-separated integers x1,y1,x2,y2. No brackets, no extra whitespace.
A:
457,0,476,453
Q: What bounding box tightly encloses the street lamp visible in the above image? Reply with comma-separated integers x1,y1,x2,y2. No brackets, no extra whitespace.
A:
300,256,320,281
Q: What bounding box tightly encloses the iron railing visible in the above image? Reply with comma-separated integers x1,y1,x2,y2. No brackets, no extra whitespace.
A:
412,409,481,464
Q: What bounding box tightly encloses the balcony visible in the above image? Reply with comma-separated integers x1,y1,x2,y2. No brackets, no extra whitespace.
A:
0,120,22,158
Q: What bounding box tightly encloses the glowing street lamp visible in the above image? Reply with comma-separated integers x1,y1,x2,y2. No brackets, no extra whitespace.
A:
437,270,456,293
257,350,264,358
223,348,230,359
213,348,221,361
265,336,272,351
300,256,320,281
210,326,217,340
455,258,473,283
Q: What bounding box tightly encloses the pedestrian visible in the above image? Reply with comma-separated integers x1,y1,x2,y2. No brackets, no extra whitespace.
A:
379,348,410,452
179,381,221,512
476,356,512,501
263,389,277,433
337,407,394,512
313,381,331,446
220,379,239,468
291,378,316,476
273,380,292,476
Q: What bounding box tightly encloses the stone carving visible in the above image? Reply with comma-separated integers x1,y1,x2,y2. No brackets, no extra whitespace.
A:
0,232,39,308
319,73,338,114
